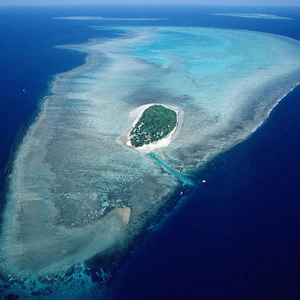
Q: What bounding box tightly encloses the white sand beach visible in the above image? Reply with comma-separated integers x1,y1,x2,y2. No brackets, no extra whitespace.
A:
124,103,181,152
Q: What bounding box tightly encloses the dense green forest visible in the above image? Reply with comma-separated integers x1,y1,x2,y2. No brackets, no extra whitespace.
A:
130,105,177,147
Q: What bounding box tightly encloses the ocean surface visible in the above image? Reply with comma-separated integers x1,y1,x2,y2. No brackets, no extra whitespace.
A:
0,5,300,299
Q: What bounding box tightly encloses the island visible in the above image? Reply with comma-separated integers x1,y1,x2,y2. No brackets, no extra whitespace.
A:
126,104,179,151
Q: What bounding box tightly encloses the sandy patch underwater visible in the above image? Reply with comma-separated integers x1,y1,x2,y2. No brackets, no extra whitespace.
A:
1,26,300,296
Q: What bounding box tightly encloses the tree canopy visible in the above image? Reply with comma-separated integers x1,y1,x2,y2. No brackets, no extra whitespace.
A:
130,105,177,147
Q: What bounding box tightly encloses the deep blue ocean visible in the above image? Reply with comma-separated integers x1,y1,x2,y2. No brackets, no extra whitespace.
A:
0,5,300,299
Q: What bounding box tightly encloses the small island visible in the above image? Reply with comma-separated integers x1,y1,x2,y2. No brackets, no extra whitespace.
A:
130,105,177,147
125,104,179,151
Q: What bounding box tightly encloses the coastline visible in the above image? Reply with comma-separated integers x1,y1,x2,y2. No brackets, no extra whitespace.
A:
122,103,181,153
251,81,300,133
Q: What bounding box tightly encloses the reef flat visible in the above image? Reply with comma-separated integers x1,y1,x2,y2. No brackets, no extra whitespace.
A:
54,16,169,21
214,13,293,20
1,26,300,285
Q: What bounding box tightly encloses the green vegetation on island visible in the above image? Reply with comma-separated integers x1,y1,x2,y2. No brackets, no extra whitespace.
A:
130,105,177,147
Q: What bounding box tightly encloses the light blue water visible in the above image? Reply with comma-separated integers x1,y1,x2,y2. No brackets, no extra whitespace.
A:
1,5,300,300
147,152,194,186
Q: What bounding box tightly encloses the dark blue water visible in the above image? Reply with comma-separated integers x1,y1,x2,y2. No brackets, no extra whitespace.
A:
113,86,300,300
0,6,122,208
0,5,300,299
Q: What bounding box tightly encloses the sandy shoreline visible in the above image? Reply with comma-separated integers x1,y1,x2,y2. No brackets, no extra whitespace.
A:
122,103,181,153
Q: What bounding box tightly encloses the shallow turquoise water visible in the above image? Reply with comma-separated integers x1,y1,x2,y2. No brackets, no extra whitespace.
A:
147,152,194,186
